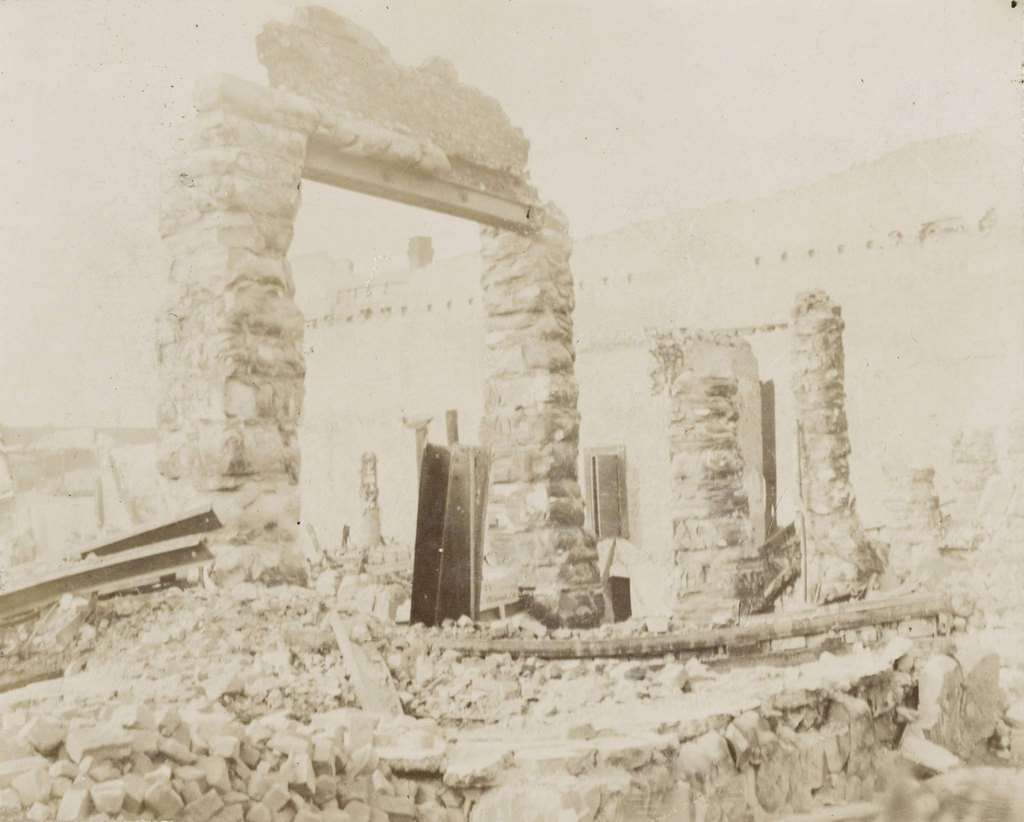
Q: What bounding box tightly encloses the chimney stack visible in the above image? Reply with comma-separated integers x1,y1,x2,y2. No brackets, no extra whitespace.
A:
407,236,434,270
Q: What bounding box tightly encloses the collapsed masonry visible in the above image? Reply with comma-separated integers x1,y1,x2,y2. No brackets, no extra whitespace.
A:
791,291,881,603
155,6,603,624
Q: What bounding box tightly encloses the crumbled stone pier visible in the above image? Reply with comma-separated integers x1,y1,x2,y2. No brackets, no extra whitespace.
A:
481,209,603,627
658,334,757,622
791,291,881,603
156,77,319,586
882,467,944,582
948,427,999,547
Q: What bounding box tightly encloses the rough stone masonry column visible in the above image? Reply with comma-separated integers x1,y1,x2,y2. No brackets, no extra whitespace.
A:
157,76,320,584
947,427,999,548
480,207,603,627
882,466,944,582
791,290,881,602
667,345,753,624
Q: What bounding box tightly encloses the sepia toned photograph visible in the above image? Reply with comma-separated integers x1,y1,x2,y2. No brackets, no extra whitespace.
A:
1,1,1022,819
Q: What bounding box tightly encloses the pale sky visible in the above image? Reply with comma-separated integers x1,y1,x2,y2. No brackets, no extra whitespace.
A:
0,0,1019,427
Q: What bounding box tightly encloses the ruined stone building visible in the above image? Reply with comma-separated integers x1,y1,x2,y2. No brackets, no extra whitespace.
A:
295,126,1022,615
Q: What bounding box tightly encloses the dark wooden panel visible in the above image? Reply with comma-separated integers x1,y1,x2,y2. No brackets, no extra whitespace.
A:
595,453,625,539
436,446,473,623
410,444,451,625
609,576,631,621
583,447,629,539
468,448,490,619
761,380,778,538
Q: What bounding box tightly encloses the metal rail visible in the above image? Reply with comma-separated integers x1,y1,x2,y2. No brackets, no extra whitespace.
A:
0,536,214,623
77,505,221,558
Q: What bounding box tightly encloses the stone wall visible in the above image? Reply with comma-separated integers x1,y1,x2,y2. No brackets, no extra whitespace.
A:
157,77,320,584
479,210,602,626
791,291,881,603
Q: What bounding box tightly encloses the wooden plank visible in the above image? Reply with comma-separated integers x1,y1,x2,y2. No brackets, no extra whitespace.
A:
772,802,879,821
304,137,539,232
0,666,63,697
735,524,801,616
411,444,451,625
445,410,459,446
0,537,214,622
428,591,959,659
77,505,221,558
469,448,490,620
761,379,778,537
329,615,403,715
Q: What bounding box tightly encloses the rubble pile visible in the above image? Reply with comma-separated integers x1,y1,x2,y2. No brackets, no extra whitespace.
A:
882,467,944,582
947,428,999,549
2,567,1021,821
878,766,1024,822
5,617,992,822
0,688,462,822
667,364,752,624
791,291,881,603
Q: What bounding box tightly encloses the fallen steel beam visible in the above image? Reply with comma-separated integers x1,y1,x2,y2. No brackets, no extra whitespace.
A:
0,536,214,623
304,137,539,233
428,591,964,659
77,505,221,558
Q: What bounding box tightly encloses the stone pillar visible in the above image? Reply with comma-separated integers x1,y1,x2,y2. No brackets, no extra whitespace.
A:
480,207,603,627
948,427,999,547
668,347,753,624
354,451,383,552
157,76,320,584
882,467,944,581
791,291,880,603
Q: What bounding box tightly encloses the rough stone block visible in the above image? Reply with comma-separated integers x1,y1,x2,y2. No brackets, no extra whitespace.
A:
18,718,66,756
91,780,126,815
247,803,273,822
12,767,50,806
185,788,226,822
56,788,92,822
65,725,133,764
145,781,186,819
0,757,51,789
263,782,291,812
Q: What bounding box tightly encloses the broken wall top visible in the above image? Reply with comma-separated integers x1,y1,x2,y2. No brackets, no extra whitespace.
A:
257,6,531,181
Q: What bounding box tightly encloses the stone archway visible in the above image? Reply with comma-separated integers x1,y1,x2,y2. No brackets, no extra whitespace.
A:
156,6,602,625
